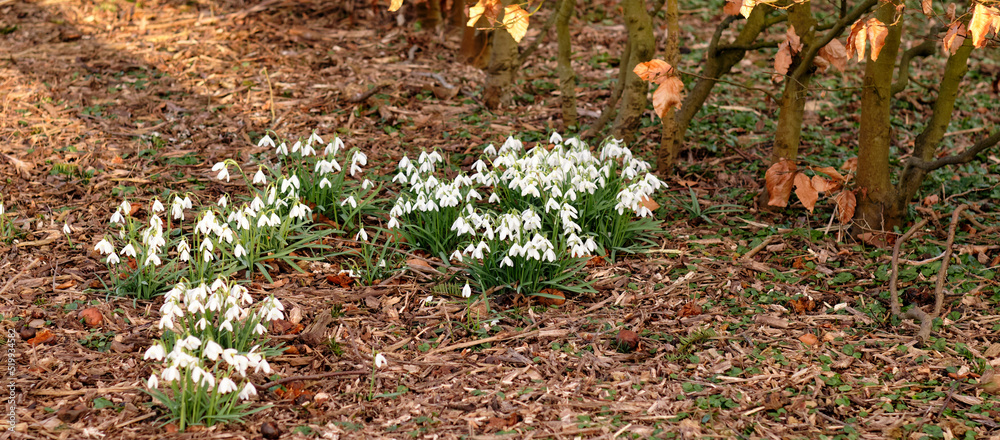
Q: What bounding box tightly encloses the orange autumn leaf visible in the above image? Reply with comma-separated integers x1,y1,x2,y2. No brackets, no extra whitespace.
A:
633,59,675,83
793,172,818,213
765,159,797,208
388,0,403,12
845,19,867,61
866,18,889,61
774,43,793,79
651,77,685,117
811,175,839,193
969,3,1000,48
813,166,846,182
738,0,758,18
723,0,742,16
28,328,55,345
921,0,932,16
835,190,857,224
502,4,530,43
468,0,503,27
841,157,859,173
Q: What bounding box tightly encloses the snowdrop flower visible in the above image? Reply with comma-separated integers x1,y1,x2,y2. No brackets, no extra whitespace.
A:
106,253,120,265
161,366,180,383
276,142,289,156
501,255,514,267
450,250,463,261
239,383,257,400
423,296,434,304
144,252,161,267
355,228,368,241
341,196,357,209
95,238,114,255
218,194,228,208
144,344,165,361
258,134,275,148
374,353,388,369
217,377,238,395
147,374,159,389
350,151,367,176
234,243,247,258
319,177,332,189
177,239,191,262
290,140,301,154
219,319,234,332
549,132,563,144
212,162,230,182
387,217,400,229
471,241,489,259
250,196,265,212
0,203,4,216
462,283,472,298
253,167,267,184
203,340,223,361
308,132,324,146
362,179,374,190
326,137,345,156
280,175,300,194
120,243,136,258
109,210,124,224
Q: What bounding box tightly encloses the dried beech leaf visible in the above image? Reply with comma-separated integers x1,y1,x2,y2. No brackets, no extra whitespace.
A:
969,3,1000,48
943,22,966,55
845,20,867,61
817,39,848,72
811,175,842,193
723,0,742,16
765,159,797,208
633,59,675,83
468,0,502,27
835,190,857,224
786,24,803,53
502,4,530,43
793,172,819,213
774,42,793,80
388,0,403,12
3,154,34,178
921,0,932,15
739,0,757,18
814,166,846,182
947,3,956,21
866,18,889,61
841,157,858,173
651,77,685,118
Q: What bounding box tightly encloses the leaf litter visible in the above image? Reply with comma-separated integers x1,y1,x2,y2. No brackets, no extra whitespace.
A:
1,0,1000,438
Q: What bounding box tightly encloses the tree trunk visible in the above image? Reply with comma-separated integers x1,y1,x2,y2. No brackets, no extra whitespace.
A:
656,0,680,174
894,38,973,214
658,7,774,172
416,0,442,30
556,0,578,130
770,2,815,164
855,0,903,233
483,1,519,109
612,0,654,142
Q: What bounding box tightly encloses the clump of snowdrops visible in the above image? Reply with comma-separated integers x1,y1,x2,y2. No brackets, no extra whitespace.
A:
94,151,331,298
261,132,380,233
143,275,281,430
388,133,663,298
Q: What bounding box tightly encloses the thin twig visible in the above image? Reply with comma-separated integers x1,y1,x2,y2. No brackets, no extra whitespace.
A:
741,235,776,260
933,204,968,316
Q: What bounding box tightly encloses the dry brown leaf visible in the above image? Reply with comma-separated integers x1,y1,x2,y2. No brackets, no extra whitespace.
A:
813,166,845,182
866,18,889,61
615,329,639,352
811,175,838,193
679,418,702,439
774,42,793,79
502,4,530,43
841,157,858,172
817,39,848,72
652,77,685,117
921,0,932,15
922,193,940,206
765,159,797,207
845,19,867,61
786,24,803,53
835,190,857,224
28,328,55,345
388,0,403,12
969,3,1000,48
947,2,957,21
536,288,566,306
79,308,103,328
723,0,742,16
633,59,674,83
943,22,966,55
799,333,819,345
756,315,789,328
638,195,660,213
793,172,818,213
738,0,757,18
468,0,503,27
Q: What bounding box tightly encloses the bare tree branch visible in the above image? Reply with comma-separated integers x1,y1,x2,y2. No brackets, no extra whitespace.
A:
906,129,1000,171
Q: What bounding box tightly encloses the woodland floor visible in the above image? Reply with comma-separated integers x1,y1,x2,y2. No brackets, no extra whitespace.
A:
3,0,1000,439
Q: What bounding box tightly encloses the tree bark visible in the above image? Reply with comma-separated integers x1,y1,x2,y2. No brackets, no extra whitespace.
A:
894,38,973,214
556,0,579,130
770,1,815,165
482,1,520,110
612,0,655,142
416,0,442,30
656,0,680,174
855,0,903,233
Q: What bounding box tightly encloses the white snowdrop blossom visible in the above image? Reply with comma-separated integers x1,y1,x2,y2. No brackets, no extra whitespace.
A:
257,134,275,148
239,383,257,400
374,353,388,369
253,167,267,185
212,162,230,181
95,239,114,255
462,283,472,298
217,377,238,395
